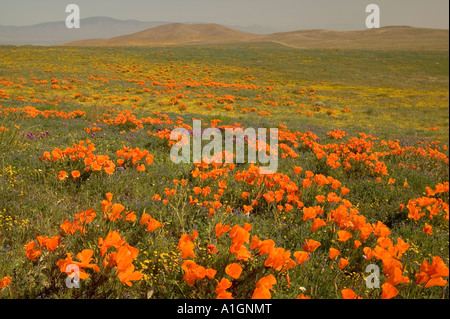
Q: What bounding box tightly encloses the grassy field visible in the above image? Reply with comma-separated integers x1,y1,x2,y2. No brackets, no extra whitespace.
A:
0,43,448,299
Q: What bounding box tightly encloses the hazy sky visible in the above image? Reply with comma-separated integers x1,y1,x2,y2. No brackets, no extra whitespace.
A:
0,0,448,31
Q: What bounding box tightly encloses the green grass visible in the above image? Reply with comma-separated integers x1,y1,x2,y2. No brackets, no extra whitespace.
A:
0,44,448,299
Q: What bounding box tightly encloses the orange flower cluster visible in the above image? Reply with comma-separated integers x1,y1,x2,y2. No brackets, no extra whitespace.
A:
25,193,151,288
98,231,143,286
181,260,216,286
416,256,449,288
229,223,252,261
252,275,277,299
101,193,137,222
0,106,85,119
327,129,348,140
215,278,233,299
116,146,154,171
0,276,12,289
57,249,100,280
60,208,96,236
139,213,162,232
40,139,116,175
84,126,102,133
251,236,296,272
405,182,449,222
178,230,199,259
40,140,155,177
25,235,61,261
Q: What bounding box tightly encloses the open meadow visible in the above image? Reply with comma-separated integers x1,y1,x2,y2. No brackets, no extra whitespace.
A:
0,43,448,299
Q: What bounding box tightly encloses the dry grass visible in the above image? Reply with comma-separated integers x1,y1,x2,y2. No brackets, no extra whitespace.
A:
63,24,449,51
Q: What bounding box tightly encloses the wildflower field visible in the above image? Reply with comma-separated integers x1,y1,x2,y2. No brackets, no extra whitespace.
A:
0,43,448,299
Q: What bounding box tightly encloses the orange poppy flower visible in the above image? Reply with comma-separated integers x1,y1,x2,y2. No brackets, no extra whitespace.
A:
341,289,362,299
181,260,215,286
338,258,349,269
146,154,154,164
315,195,325,203
229,224,251,245
25,241,41,261
251,236,276,256
215,223,230,237
252,275,277,299
206,268,217,280
381,283,398,299
314,174,329,186
225,263,243,279
60,219,75,235
243,205,253,215
337,230,352,242
215,278,233,299
76,249,100,273
331,179,341,189
105,192,113,202
58,170,67,180
423,224,433,235
341,187,350,196
229,243,252,261
178,230,198,259
207,244,219,255
293,251,310,265
108,203,125,221
372,221,391,237
329,248,340,260
264,247,292,271
118,267,143,287
302,206,322,221
302,179,311,189
0,276,12,289
311,218,326,232
125,211,136,222
100,231,125,252
42,235,61,252
71,170,80,178
302,239,321,253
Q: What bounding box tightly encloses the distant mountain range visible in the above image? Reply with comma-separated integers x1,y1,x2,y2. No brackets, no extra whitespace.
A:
0,16,448,50
0,16,277,46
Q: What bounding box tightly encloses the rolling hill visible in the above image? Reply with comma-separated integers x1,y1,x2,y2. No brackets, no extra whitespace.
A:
63,23,449,51
63,23,260,46
256,26,450,51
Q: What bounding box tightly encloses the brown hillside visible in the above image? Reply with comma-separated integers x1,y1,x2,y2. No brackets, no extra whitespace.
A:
63,24,449,51
256,26,449,50
63,23,260,46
